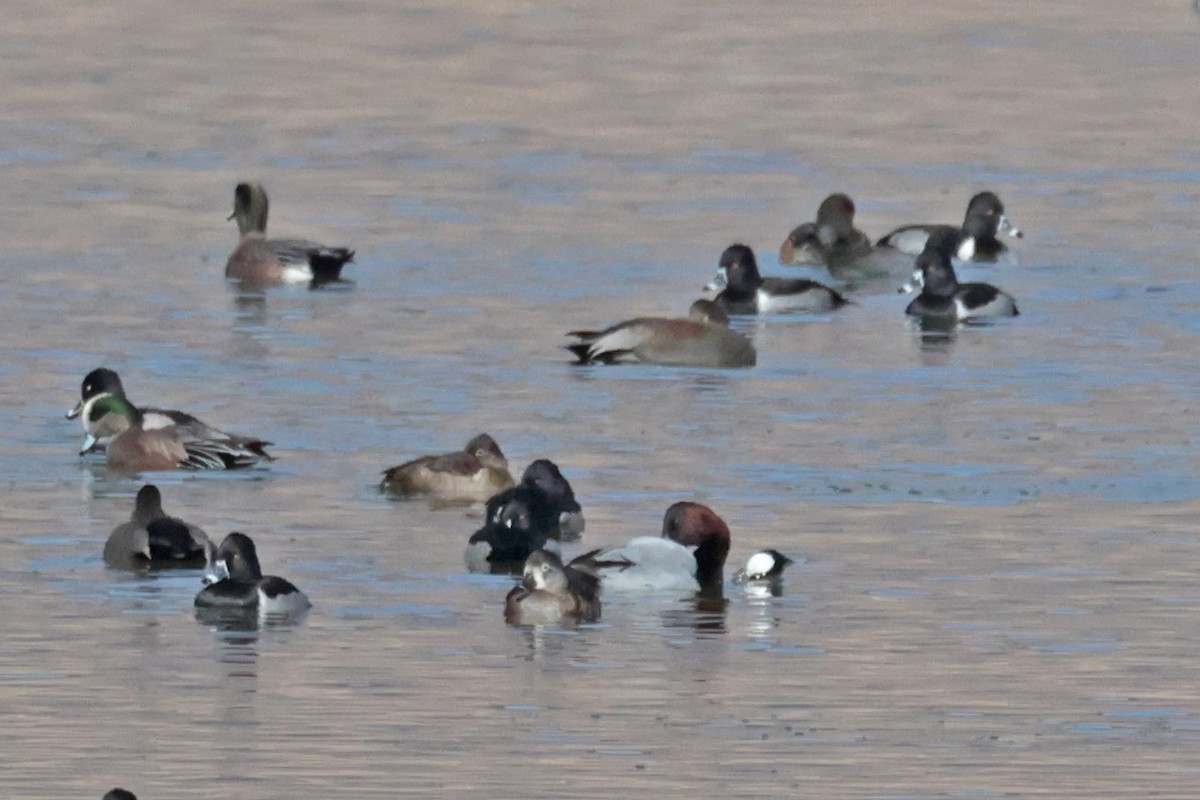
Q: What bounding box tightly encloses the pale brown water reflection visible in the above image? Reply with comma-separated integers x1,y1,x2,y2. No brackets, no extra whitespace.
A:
5,0,1200,797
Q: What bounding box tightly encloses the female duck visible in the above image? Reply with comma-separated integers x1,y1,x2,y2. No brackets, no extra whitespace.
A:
225,181,355,290
904,229,1019,323
380,433,514,503
707,244,846,314
877,191,1022,263
195,532,310,615
504,549,602,625
84,395,272,471
583,501,731,596
104,484,210,570
567,299,755,368
779,193,873,270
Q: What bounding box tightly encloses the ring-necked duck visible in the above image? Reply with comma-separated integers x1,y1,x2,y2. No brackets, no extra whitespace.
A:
225,182,355,290
779,193,874,270
579,501,731,597
103,791,138,800
504,549,602,625
104,484,210,570
566,299,755,368
82,394,272,471
903,229,1019,322
380,434,514,503
707,244,847,314
877,191,1022,263
67,368,271,462
194,532,310,615
465,459,585,572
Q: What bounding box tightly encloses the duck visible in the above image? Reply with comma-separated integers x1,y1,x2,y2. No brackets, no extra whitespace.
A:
83,394,273,471
379,433,515,503
504,549,602,625
566,299,756,368
225,181,354,290
579,501,731,596
103,791,138,800
877,191,1022,263
104,484,210,570
194,532,310,615
66,368,266,458
464,460,586,573
903,229,1019,323
731,549,794,584
779,193,874,270
707,244,847,314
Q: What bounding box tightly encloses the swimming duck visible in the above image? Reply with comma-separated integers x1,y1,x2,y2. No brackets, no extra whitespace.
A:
104,484,210,570
103,791,138,800
707,244,846,314
82,394,272,471
194,532,310,615
464,460,585,573
903,229,1019,323
225,181,354,290
67,368,259,457
380,433,514,503
779,193,874,270
504,549,602,625
731,549,794,584
566,299,756,368
877,191,1022,263
579,501,731,596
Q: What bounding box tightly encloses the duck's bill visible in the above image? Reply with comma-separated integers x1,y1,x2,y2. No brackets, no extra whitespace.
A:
997,215,1023,239
78,434,99,456
66,400,84,420
705,268,729,292
898,269,923,294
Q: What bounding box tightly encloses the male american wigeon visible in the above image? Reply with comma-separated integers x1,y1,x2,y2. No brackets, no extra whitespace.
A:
225,181,355,290
67,367,231,456
566,299,756,368
877,191,1023,263
194,532,310,615
504,549,602,625
779,193,874,270
903,229,1019,323
104,484,210,570
707,244,847,314
380,433,515,503
577,501,732,597
84,394,272,472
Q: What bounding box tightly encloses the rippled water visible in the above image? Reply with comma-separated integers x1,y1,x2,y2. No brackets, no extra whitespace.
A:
4,1,1200,797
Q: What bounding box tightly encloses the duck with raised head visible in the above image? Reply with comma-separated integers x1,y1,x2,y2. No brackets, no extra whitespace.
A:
504,549,602,625
194,532,309,615
104,485,210,570
380,433,514,504
707,244,846,314
877,191,1022,263
225,181,355,290
903,229,1019,323
779,193,874,270
66,368,271,460
567,299,756,368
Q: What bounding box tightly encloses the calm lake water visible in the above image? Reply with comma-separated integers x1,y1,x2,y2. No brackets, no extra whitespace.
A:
4,1,1200,797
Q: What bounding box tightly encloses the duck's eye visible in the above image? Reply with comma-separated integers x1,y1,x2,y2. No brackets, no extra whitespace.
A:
84,383,92,392
541,564,551,574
